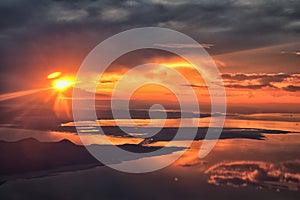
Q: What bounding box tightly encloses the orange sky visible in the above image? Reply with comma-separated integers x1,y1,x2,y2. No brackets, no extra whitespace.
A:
71,53,300,108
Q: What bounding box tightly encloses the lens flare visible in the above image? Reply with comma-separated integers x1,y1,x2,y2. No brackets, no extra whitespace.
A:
47,72,61,79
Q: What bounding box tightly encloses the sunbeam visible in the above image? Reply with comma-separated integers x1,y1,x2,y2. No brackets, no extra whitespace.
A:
0,88,51,102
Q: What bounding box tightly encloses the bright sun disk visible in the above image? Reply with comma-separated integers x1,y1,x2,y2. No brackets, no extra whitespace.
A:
53,78,74,90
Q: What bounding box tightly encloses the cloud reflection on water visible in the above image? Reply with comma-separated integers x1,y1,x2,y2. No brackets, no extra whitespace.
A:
205,160,300,191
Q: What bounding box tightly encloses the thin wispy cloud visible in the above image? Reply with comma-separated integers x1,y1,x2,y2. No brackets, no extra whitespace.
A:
154,43,214,49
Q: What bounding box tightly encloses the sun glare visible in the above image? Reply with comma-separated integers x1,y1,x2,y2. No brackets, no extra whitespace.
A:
48,72,75,91
52,78,74,90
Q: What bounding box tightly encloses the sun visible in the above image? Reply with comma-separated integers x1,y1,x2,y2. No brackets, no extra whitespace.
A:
47,72,75,91
52,78,74,90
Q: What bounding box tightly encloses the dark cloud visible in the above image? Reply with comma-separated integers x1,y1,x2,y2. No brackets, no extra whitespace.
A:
222,73,300,91
283,85,300,92
181,84,208,88
0,0,300,91
225,83,274,89
1,0,300,52
222,73,291,83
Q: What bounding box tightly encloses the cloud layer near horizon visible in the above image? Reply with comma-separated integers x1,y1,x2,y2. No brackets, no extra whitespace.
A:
222,73,300,92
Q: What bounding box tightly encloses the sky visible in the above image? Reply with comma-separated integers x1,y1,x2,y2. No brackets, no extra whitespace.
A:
0,0,300,114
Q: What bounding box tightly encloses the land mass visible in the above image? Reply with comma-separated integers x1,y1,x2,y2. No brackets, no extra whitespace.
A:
0,138,184,179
